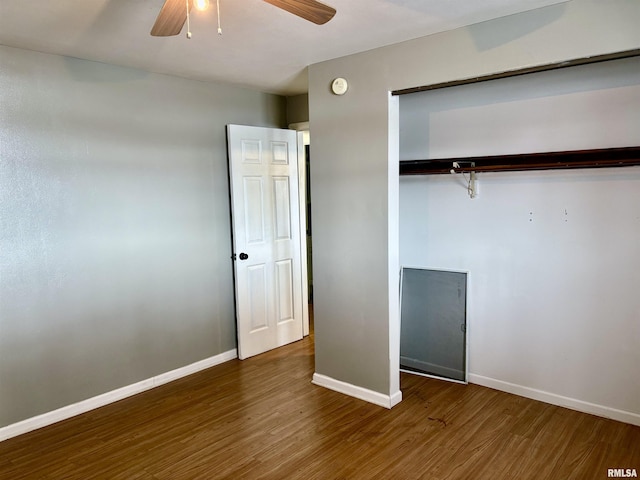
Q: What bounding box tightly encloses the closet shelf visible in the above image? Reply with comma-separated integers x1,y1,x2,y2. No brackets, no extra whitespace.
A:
399,146,640,175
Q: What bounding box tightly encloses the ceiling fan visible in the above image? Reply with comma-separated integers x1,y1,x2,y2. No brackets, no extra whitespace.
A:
151,0,336,36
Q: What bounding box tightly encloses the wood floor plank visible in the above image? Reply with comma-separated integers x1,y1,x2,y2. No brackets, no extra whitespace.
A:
0,328,638,480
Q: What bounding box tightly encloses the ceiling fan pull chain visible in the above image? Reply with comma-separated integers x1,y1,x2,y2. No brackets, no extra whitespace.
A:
217,0,222,35
186,0,192,38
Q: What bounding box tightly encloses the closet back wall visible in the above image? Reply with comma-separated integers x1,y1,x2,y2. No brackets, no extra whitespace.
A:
399,57,640,424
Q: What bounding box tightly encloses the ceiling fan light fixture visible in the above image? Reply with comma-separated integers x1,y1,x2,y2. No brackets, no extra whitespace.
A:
194,0,210,11
151,0,335,37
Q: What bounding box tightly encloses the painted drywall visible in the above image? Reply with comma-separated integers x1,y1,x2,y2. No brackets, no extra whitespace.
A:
401,57,640,160
399,57,640,420
0,45,285,428
286,93,309,125
308,0,640,403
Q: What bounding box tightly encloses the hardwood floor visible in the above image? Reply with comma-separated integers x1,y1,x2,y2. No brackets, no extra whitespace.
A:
1,328,638,480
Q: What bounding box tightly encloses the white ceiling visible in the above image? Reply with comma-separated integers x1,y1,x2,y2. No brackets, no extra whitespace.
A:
0,0,568,96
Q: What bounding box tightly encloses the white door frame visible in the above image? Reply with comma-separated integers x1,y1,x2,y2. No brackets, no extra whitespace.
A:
289,123,311,337
295,131,311,337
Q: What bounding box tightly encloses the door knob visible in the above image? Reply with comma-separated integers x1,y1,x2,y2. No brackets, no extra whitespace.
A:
239,253,249,260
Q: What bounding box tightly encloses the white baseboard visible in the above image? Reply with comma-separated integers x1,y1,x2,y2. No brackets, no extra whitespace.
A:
0,349,238,442
469,373,640,427
312,373,402,409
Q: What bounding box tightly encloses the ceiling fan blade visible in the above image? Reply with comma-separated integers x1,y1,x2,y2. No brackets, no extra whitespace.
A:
263,0,336,25
151,0,192,36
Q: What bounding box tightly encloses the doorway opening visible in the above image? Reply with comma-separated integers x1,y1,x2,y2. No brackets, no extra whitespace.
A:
226,125,308,358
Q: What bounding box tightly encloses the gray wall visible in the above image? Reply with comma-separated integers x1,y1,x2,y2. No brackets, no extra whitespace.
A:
286,93,309,125
0,45,286,427
308,0,640,401
399,57,640,421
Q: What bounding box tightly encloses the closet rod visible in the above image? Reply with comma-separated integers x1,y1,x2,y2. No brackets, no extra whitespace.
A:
399,146,640,175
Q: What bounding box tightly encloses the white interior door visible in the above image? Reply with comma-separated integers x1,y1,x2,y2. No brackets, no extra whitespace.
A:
227,125,305,359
